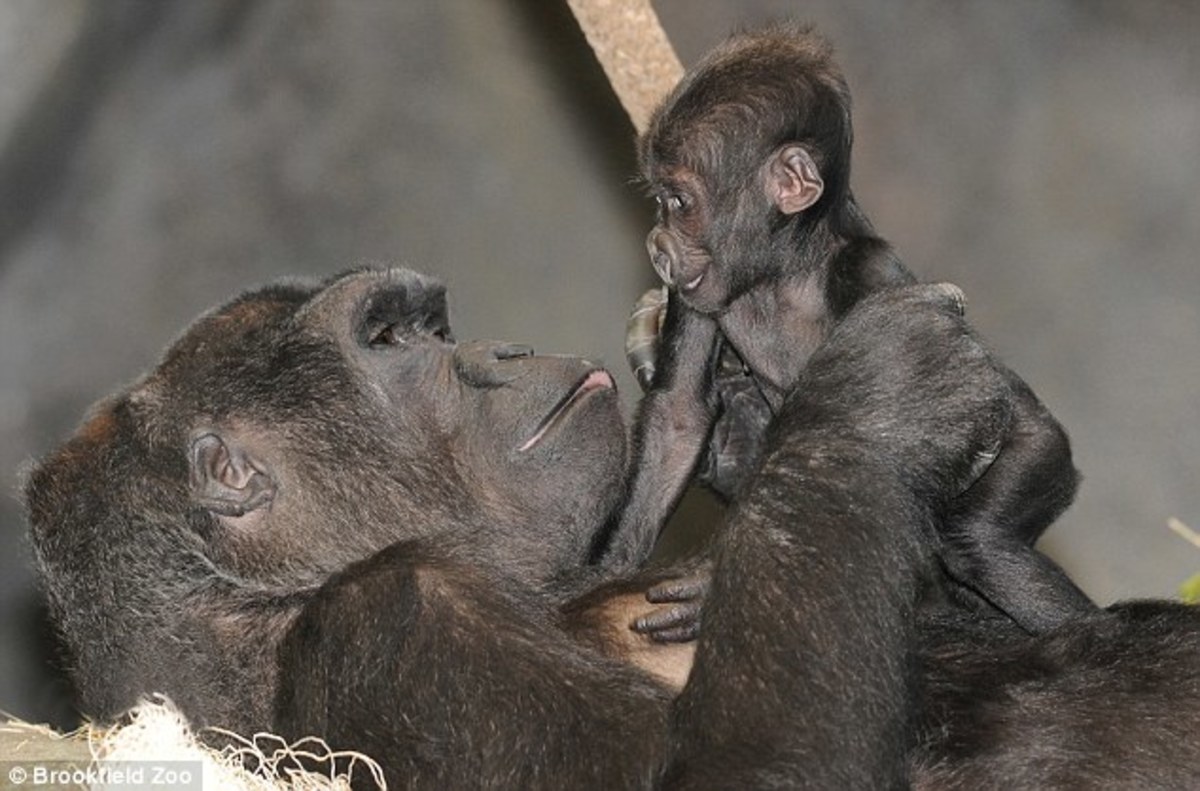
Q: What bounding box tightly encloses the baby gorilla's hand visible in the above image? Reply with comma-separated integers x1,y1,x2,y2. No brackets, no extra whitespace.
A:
700,353,773,500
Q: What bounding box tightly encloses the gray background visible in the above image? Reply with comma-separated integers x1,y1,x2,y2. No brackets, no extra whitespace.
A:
1,1,1197,729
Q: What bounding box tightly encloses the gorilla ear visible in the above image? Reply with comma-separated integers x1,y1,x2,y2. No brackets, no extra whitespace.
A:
189,433,276,517
764,144,824,215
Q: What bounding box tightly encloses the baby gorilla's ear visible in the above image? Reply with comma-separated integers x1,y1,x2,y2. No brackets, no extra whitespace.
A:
189,432,276,517
763,144,824,215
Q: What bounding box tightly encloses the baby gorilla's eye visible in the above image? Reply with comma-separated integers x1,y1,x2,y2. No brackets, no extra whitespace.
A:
654,193,689,214
656,193,687,214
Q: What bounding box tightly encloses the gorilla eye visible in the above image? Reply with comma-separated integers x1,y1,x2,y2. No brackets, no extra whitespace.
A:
422,314,454,344
660,193,689,214
365,321,404,349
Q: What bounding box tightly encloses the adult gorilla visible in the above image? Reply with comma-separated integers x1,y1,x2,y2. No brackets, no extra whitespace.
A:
25,268,1200,789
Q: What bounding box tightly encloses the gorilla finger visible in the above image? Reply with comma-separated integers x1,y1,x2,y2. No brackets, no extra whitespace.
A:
632,600,702,634
625,286,669,392
646,575,709,604
645,623,701,644
920,281,968,316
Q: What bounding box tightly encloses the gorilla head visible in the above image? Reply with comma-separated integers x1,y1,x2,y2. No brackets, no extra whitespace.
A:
25,267,627,732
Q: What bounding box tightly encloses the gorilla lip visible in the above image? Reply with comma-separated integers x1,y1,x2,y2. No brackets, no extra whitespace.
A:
518,369,615,452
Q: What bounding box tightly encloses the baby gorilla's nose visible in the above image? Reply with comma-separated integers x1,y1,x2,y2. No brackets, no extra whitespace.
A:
646,228,678,285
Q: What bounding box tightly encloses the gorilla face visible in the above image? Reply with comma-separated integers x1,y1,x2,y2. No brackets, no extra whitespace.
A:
165,267,627,585
25,267,627,726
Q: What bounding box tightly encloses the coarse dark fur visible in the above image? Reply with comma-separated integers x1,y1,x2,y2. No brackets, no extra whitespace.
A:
664,284,1200,789
599,24,1097,635
24,268,1200,788
911,600,1200,790
665,283,1006,788
25,268,672,788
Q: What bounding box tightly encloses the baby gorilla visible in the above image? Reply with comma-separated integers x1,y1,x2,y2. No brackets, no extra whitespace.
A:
598,24,1097,635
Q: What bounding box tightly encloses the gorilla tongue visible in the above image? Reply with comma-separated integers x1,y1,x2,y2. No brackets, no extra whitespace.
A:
518,370,615,452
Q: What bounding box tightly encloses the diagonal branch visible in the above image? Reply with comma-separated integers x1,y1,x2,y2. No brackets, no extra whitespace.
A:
566,0,683,134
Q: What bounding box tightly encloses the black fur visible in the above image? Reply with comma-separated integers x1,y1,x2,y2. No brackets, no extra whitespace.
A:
666,284,1007,789
26,269,658,761
602,24,1097,635
913,601,1200,790
24,267,1200,787
666,284,1200,789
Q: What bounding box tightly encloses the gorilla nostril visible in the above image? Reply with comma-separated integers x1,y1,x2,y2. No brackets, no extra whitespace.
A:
494,343,535,361
452,341,534,387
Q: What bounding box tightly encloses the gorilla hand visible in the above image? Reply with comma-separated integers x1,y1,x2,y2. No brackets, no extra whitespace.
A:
632,562,712,644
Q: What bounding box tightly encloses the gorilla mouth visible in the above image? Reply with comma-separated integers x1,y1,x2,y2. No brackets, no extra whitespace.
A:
518,369,615,452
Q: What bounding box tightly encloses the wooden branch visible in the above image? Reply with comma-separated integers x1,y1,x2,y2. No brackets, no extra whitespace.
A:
566,0,683,134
